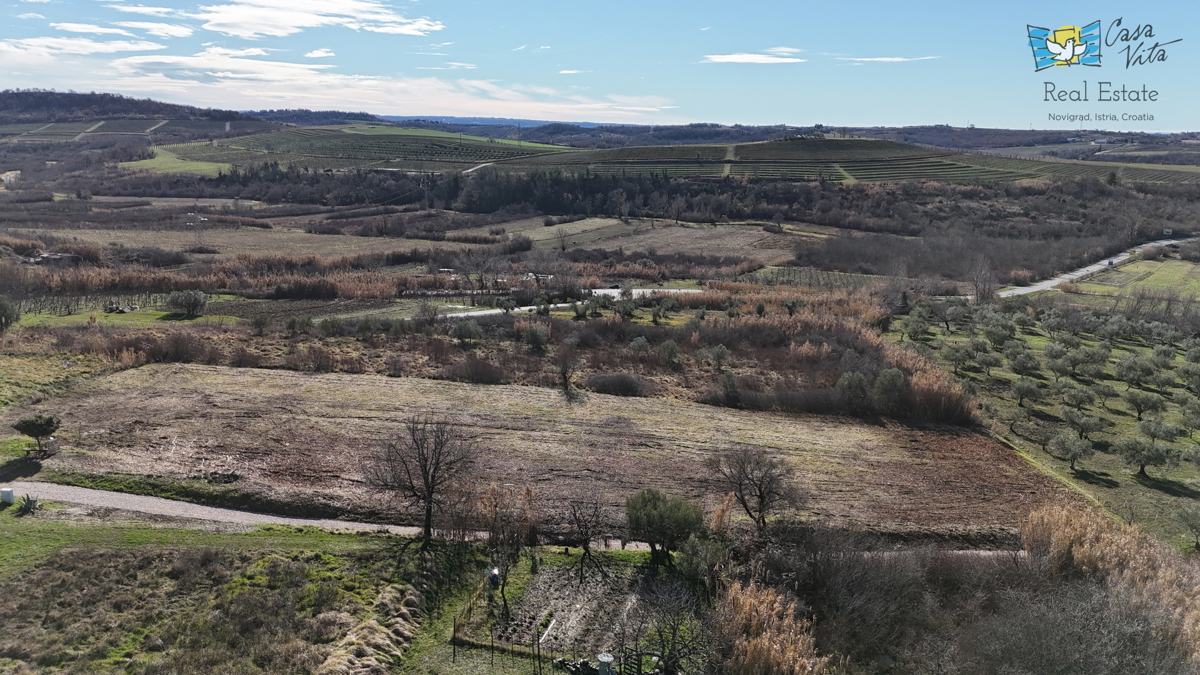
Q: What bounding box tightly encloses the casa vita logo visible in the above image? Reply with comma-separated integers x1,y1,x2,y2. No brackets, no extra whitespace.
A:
1027,21,1103,71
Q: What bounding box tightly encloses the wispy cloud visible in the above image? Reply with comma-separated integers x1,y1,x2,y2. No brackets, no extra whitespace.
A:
836,56,939,62
765,46,802,55
417,61,476,70
190,0,444,39
18,0,51,3
304,48,335,58
17,12,45,19
0,36,164,56
51,23,136,36
105,5,176,17
512,45,526,51
93,49,681,123
559,69,582,74
114,22,196,38
703,52,805,64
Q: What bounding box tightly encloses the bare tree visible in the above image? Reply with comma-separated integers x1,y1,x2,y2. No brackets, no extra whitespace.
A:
364,416,477,546
566,499,607,583
706,445,800,531
969,256,998,304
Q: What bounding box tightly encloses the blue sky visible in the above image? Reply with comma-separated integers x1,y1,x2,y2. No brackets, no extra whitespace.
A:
2,0,1195,130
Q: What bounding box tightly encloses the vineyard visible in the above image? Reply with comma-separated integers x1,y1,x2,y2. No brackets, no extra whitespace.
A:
0,119,279,143
127,127,1200,185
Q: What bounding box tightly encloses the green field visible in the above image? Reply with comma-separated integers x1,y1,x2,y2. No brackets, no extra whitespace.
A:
1077,259,1200,296
123,146,231,177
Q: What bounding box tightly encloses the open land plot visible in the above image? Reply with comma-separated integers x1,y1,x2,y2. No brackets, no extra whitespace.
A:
10,225,465,259
591,223,803,264
1076,259,1200,296
5,364,1075,534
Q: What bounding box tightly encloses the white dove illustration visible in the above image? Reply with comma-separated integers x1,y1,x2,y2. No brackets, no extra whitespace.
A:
1045,37,1088,62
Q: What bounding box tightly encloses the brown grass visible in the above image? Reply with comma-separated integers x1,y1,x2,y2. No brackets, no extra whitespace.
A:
8,364,1075,534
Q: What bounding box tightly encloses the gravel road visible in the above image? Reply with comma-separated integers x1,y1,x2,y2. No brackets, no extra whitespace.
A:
2,480,420,534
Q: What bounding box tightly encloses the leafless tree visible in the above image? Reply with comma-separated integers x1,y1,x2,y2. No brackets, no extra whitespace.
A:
636,579,709,675
363,416,478,546
706,445,801,531
969,256,998,304
566,499,607,583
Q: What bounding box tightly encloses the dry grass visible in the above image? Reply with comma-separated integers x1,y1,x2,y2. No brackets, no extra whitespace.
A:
7,363,1075,533
598,223,800,265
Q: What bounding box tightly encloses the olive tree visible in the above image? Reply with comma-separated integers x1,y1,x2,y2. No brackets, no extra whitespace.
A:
626,488,703,564
11,414,60,456
165,289,208,318
0,295,19,334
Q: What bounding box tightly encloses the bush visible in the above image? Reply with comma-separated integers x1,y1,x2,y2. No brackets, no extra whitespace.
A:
0,294,19,334
435,355,510,384
626,488,704,562
586,373,649,397
165,290,208,318
12,414,60,454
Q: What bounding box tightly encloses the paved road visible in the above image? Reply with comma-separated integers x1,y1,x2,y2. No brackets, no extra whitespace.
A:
442,288,700,319
2,481,419,534
999,237,1194,298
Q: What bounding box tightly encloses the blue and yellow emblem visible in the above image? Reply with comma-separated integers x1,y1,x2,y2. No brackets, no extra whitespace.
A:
1028,20,1102,71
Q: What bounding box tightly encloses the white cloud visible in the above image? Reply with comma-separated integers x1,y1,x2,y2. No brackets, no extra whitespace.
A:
835,56,940,62
93,49,681,123
537,46,549,50
18,0,51,3
304,48,335,58
114,22,196,38
417,61,476,70
106,5,177,16
189,0,444,39
513,45,526,51
702,53,805,64
17,12,45,19
51,23,136,36
0,36,165,56
559,70,581,74
765,46,802,55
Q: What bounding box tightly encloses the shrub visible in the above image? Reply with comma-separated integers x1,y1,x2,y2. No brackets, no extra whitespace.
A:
165,290,208,318
0,294,19,334
626,488,704,562
522,323,549,351
12,414,61,454
435,355,511,384
586,373,649,397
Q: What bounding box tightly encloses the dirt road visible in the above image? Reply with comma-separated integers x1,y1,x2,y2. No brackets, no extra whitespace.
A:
3,480,419,534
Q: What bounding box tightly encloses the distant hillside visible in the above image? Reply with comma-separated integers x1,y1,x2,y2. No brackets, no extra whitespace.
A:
383,115,605,128
0,90,260,124
248,109,392,126
380,120,812,148
853,126,1077,149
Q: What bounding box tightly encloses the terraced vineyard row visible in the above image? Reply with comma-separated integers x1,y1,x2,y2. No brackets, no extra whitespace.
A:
218,128,561,164
954,153,1200,184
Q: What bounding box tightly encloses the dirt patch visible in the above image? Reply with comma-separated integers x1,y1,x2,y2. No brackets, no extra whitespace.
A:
4,364,1077,532
595,224,799,265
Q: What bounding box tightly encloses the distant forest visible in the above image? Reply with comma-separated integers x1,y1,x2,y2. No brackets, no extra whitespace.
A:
246,109,391,126
0,90,259,124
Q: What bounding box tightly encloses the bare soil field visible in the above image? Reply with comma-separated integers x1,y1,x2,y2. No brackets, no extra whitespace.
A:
11,226,463,259
6,364,1074,534
595,224,801,264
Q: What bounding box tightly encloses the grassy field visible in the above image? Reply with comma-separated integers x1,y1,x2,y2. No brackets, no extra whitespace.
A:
0,353,112,410
0,363,1072,536
1076,259,1200,296
123,146,231,177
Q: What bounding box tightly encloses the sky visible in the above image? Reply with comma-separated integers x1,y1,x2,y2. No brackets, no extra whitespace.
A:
1,0,1195,131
